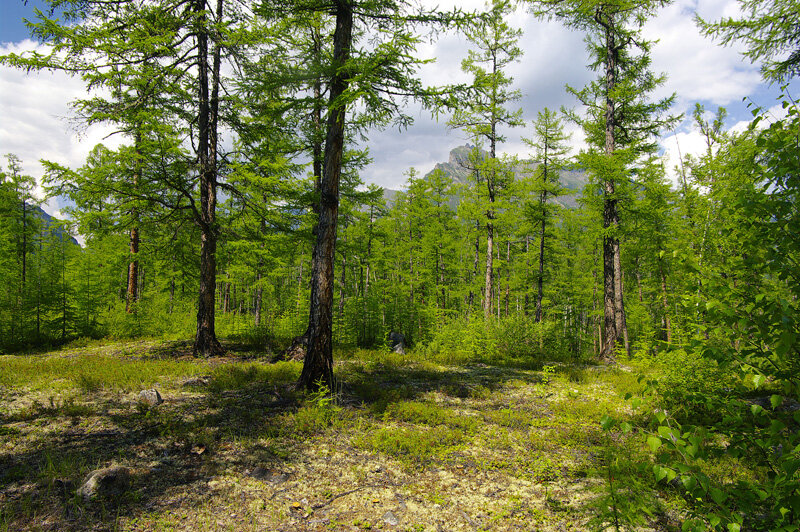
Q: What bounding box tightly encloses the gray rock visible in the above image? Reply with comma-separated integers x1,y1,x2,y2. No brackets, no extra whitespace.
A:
77,466,130,501
389,332,405,354
383,510,399,526
138,389,163,406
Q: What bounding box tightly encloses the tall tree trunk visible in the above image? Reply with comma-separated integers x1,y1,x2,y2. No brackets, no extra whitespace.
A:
169,277,175,313
21,196,27,289
126,225,140,312
524,235,530,315
600,9,622,361
126,131,141,313
299,0,353,391
484,221,494,319
193,0,224,357
223,279,231,313
535,187,547,322
36,238,41,340
593,246,601,356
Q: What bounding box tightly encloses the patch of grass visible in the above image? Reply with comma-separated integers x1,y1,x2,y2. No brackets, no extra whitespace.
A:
287,388,345,435
7,396,96,422
353,383,416,415
354,425,466,465
383,401,480,432
39,449,90,484
208,361,300,392
0,354,210,392
484,407,538,429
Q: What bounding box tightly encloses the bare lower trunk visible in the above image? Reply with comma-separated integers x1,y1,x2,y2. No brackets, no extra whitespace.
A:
299,0,353,391
483,221,494,319
469,222,479,310
126,130,141,313
254,265,263,327
535,198,546,322
613,244,630,356
223,280,231,313
126,226,139,313
504,240,510,317
339,230,347,317
658,257,672,344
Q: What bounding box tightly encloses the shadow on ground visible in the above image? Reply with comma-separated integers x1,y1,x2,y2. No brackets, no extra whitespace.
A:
0,350,572,531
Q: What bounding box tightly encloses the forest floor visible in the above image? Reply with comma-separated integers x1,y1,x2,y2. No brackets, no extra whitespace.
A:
0,339,685,531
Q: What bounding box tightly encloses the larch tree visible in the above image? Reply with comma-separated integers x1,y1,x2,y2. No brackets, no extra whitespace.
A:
534,0,677,359
523,108,570,323
2,0,259,356
255,0,458,391
449,0,524,320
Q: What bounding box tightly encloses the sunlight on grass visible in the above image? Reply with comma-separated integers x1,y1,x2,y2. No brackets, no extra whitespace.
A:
0,354,211,392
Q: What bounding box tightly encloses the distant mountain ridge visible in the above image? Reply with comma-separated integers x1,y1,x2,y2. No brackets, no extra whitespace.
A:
382,145,587,209
29,203,80,246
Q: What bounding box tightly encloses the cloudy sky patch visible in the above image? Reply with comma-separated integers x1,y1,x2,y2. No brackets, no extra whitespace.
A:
0,0,796,212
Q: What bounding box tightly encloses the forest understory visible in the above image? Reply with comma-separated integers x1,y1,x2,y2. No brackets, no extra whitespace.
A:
0,338,701,532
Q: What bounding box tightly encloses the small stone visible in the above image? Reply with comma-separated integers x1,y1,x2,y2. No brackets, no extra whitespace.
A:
383,511,399,527
77,466,130,502
138,389,163,406
249,467,289,484
182,376,210,387
250,466,270,479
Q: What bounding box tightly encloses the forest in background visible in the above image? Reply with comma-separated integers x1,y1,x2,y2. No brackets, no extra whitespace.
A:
1,0,799,528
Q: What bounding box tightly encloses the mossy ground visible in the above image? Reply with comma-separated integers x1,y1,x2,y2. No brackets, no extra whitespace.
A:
0,340,685,531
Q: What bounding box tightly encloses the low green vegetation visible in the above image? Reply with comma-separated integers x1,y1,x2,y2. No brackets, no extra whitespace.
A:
1,337,779,531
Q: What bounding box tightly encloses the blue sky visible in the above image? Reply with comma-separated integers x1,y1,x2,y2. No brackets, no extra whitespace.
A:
0,0,797,221
1,0,50,43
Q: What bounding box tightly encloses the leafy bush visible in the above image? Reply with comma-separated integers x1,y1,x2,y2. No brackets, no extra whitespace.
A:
423,315,570,366
654,348,738,423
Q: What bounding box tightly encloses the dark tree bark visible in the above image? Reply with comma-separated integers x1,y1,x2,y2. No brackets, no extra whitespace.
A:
193,0,224,357
598,8,626,360
126,130,142,313
299,0,353,391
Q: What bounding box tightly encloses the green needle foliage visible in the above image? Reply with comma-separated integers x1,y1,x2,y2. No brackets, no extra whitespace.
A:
697,0,800,83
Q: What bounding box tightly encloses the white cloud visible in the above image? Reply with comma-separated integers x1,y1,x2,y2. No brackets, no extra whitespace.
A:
0,40,121,216
644,0,761,107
